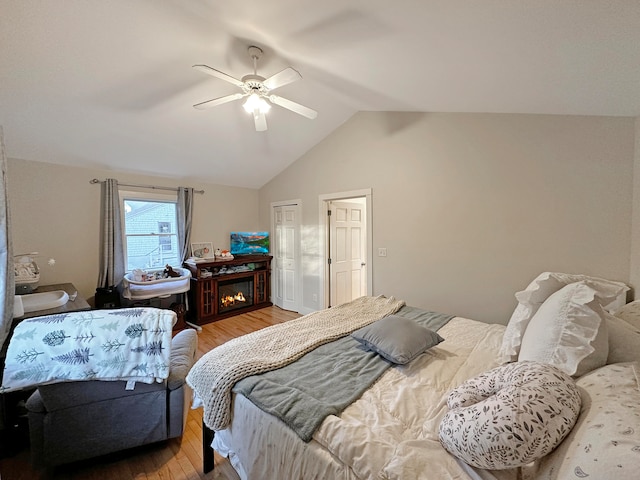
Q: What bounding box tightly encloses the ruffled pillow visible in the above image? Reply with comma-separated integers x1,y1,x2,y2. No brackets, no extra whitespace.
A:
517,282,608,377
499,272,628,363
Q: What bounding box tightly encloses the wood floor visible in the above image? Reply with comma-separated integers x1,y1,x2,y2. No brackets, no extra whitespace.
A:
0,306,301,480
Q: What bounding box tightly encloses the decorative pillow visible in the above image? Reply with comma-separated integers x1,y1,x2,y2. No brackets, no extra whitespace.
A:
605,312,640,364
614,299,640,330
518,282,608,377
351,315,443,364
439,361,581,470
499,272,628,363
524,362,640,479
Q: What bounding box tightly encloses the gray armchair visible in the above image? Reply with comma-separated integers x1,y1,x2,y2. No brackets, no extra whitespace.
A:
25,328,197,467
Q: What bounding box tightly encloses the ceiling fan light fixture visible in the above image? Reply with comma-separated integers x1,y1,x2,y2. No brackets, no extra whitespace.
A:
194,45,317,131
243,93,271,114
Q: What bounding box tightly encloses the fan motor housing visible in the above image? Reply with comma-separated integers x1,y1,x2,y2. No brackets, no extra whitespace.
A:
242,74,268,94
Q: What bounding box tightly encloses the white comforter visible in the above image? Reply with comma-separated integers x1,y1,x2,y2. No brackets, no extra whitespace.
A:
214,317,522,480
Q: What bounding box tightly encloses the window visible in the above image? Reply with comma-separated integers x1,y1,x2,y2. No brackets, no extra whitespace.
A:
120,190,180,272
158,222,172,252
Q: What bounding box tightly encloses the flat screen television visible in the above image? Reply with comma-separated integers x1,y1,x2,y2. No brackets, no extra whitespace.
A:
230,231,270,255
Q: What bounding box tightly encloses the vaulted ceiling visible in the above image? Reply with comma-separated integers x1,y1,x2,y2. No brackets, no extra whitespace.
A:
2,0,640,188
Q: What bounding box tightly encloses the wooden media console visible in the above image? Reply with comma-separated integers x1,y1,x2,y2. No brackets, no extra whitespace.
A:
183,255,272,325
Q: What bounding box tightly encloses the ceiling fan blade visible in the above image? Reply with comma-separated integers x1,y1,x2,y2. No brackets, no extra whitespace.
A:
263,67,302,91
253,111,268,132
193,93,245,110
269,95,318,119
193,64,245,88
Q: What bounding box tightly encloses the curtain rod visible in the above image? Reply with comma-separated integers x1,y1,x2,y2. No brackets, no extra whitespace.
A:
89,178,204,194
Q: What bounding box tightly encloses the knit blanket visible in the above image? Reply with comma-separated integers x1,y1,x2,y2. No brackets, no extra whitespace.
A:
186,295,405,431
1,308,175,393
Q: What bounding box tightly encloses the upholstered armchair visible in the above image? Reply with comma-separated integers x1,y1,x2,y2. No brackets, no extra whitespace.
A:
25,328,197,467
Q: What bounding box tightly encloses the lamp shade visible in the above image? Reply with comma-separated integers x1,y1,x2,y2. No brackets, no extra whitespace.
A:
243,93,271,114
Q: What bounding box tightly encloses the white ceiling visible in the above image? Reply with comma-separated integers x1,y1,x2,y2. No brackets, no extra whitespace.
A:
2,0,640,188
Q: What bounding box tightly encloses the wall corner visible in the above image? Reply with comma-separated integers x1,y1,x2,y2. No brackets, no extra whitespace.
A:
629,116,640,298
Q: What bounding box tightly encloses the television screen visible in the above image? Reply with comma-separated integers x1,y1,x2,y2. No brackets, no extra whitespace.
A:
230,231,270,255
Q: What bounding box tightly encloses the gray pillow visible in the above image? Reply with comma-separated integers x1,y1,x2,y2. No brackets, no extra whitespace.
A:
351,315,444,364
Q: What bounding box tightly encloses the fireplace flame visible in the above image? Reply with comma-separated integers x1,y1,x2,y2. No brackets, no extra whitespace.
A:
221,291,247,308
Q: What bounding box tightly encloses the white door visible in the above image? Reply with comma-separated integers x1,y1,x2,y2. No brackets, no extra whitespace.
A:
273,204,299,311
329,200,367,307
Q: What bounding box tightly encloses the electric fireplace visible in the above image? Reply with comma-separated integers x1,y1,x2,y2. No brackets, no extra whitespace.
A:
218,277,254,313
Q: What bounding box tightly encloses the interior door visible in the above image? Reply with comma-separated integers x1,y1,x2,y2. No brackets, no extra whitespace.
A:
273,204,299,312
329,200,366,307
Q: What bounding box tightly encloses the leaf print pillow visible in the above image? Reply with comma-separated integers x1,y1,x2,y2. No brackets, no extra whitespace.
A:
439,361,581,469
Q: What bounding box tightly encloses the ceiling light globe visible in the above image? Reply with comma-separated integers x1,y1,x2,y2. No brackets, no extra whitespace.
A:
243,93,271,114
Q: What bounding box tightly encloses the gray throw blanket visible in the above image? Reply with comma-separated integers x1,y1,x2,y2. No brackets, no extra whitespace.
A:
188,295,405,430
233,306,454,442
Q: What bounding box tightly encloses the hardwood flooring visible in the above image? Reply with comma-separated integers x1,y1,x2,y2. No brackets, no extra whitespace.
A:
0,306,301,480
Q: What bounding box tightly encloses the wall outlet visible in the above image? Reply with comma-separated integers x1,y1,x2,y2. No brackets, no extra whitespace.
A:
312,293,318,302
378,247,387,257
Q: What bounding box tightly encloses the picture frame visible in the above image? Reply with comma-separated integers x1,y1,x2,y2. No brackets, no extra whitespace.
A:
191,242,214,259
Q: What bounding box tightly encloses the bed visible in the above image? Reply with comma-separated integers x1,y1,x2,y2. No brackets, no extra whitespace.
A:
186,273,640,479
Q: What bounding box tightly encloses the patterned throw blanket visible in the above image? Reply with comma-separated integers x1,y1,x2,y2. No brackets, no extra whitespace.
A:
1,308,175,392
187,295,405,431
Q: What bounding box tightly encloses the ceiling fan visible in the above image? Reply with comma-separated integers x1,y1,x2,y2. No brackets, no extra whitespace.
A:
193,46,318,132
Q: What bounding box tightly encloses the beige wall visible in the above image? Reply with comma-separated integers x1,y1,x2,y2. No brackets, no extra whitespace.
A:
259,112,635,323
7,158,259,303
8,112,637,321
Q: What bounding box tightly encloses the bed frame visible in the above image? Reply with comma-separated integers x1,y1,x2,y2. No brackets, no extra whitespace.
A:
203,421,215,473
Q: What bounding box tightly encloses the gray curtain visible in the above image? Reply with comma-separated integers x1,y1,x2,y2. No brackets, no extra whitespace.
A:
177,187,194,262
0,126,14,352
97,178,125,288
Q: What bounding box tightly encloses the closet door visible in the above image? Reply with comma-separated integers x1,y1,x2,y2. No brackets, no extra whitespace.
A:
273,204,300,312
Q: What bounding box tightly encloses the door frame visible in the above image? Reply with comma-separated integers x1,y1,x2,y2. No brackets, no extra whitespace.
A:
318,188,373,309
270,199,302,312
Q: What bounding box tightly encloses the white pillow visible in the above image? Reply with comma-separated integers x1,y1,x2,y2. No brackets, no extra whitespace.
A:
523,362,640,480
500,272,628,363
614,299,640,330
518,282,608,377
606,312,640,364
